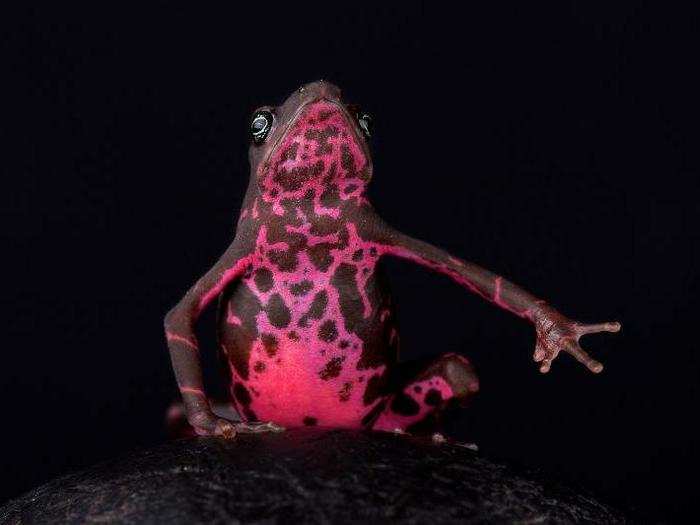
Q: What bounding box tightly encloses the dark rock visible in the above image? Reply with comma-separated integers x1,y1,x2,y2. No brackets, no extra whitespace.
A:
0,428,626,524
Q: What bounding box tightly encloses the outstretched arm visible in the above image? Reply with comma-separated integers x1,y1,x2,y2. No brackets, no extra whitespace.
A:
366,214,621,374
164,237,253,437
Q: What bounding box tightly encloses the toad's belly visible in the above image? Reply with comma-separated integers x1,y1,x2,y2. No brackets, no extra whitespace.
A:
235,335,383,428
217,262,397,428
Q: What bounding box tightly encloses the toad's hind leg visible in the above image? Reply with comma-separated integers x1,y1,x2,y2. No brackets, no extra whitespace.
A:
371,353,480,433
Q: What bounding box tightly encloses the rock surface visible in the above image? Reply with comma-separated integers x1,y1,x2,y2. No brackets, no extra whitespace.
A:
0,428,626,524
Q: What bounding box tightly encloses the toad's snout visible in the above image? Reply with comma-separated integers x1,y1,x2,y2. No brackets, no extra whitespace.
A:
300,80,342,102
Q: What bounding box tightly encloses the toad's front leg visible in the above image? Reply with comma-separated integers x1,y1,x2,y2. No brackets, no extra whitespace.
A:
361,211,621,374
164,239,253,438
164,233,284,439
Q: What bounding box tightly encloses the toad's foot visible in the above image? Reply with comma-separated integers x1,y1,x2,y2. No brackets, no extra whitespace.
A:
533,305,621,374
233,421,285,434
431,432,479,451
454,441,479,451
432,432,448,444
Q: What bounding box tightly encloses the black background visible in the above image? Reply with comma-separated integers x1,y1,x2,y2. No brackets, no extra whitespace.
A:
3,3,698,521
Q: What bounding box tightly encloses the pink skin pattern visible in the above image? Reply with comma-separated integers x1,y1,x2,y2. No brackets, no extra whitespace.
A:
164,81,622,438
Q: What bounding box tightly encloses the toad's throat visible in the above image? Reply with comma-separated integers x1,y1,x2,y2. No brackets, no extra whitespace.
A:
258,100,370,214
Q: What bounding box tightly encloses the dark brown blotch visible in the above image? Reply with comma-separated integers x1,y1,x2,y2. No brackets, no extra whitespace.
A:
424,389,443,407
233,383,252,406
266,294,291,328
254,268,274,292
267,249,299,273
317,110,334,121
290,280,314,296
273,160,324,191
391,392,420,416
305,126,339,156
361,399,386,427
310,215,339,236
363,373,386,405
331,263,363,333
320,184,340,207
319,356,345,380
339,381,353,402
219,283,262,381
280,142,299,162
299,290,328,327
308,244,333,272
261,333,278,357
340,144,354,171
318,319,338,342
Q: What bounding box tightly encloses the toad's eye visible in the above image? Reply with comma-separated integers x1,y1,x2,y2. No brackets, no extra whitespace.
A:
357,111,373,138
250,111,273,144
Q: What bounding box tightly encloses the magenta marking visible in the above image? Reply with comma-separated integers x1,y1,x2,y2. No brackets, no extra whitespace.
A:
493,277,504,306
197,255,253,313
180,386,205,396
448,255,465,267
227,303,242,326
166,331,199,350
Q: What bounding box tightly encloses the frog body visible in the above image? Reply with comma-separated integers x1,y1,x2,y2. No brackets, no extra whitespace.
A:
165,81,620,437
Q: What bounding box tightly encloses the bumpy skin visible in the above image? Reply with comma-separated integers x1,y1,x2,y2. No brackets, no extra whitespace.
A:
164,81,621,438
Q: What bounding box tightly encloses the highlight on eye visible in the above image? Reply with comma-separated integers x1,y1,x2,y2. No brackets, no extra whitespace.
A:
357,111,372,138
250,110,273,144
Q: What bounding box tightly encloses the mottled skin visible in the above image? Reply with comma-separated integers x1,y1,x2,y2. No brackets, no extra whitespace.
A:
164,81,621,438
